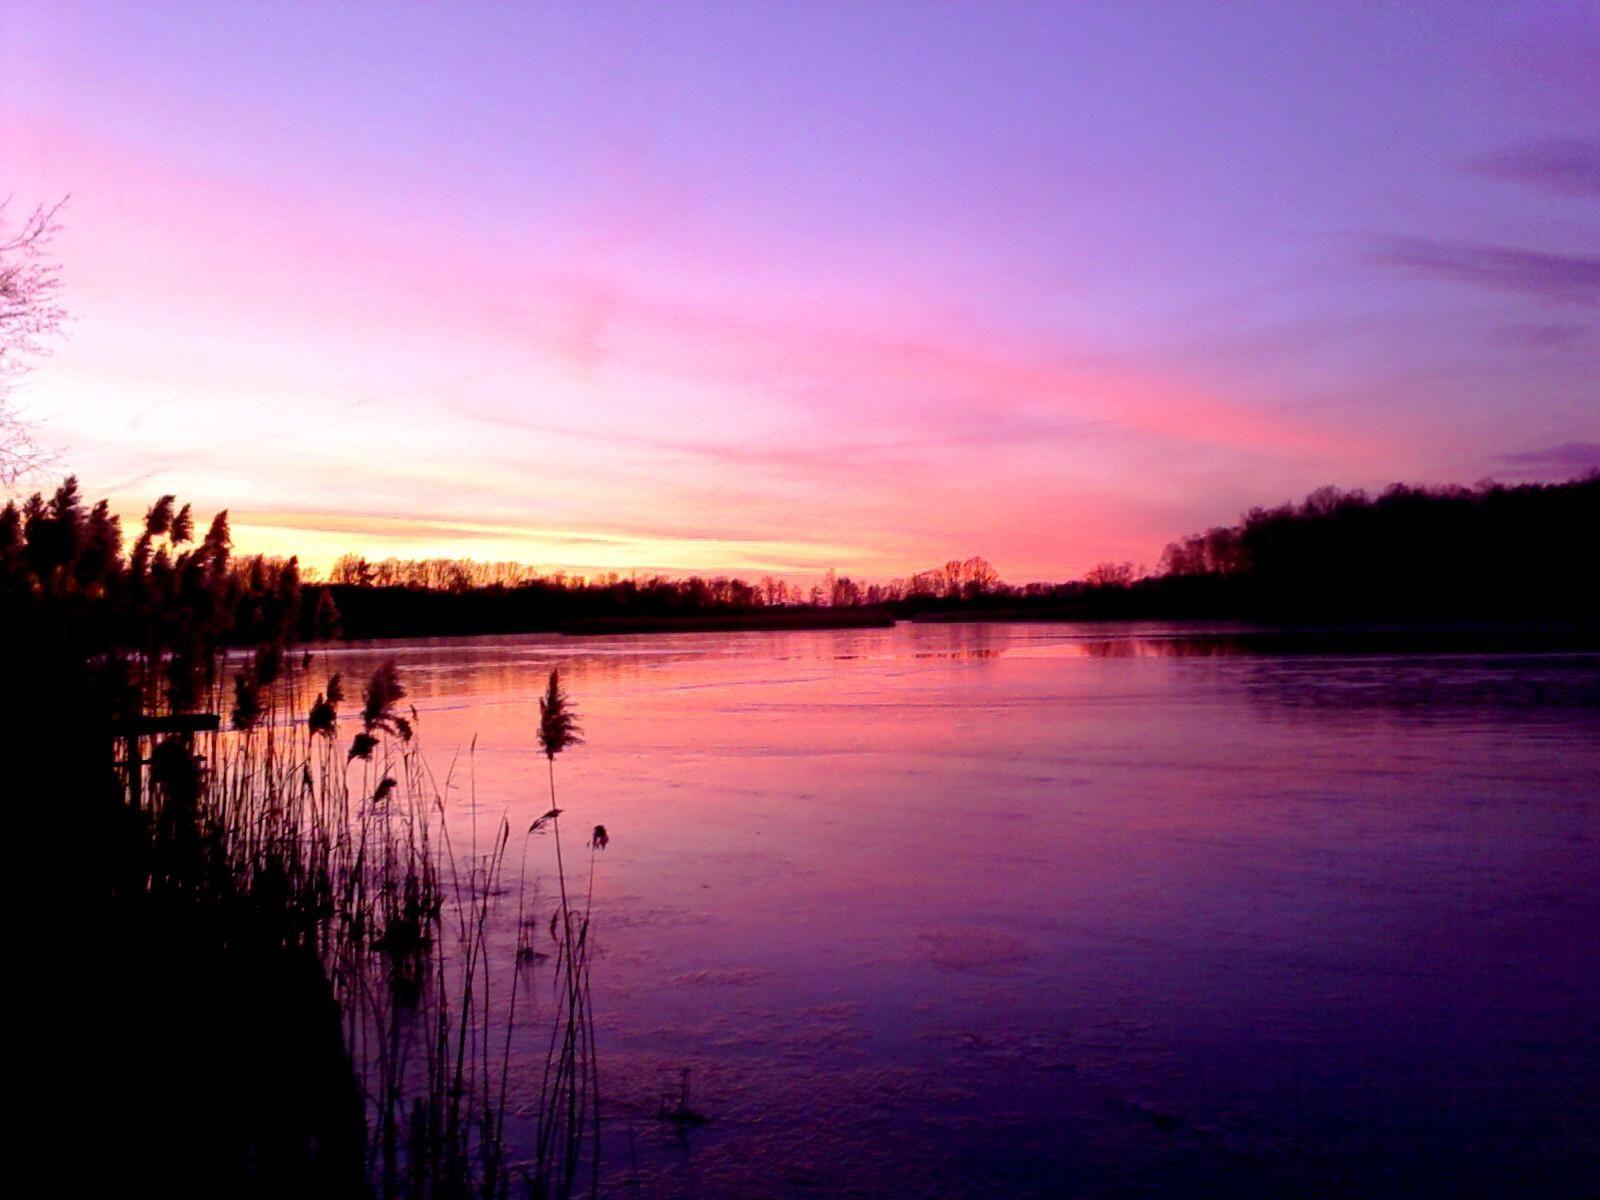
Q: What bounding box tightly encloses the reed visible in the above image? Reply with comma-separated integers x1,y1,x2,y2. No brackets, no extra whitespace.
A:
7,482,606,1198
139,652,607,1198
528,669,602,1200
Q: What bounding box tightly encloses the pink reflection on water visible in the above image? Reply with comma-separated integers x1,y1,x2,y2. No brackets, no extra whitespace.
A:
306,623,1599,1197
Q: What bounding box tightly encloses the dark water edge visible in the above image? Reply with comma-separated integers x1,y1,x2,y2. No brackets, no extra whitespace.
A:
338,604,1599,651
100,765,368,1195
103,889,367,1195
560,607,896,634
21,692,365,1197
908,618,1600,655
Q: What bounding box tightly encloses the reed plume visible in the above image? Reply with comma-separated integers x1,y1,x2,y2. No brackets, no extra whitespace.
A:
349,661,410,758
537,669,583,759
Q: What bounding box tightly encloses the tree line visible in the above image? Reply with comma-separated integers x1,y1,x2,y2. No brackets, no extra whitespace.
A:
325,552,1006,607
1148,475,1598,620
7,474,1594,646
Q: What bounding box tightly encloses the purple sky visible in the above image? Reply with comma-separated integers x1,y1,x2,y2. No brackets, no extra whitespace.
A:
3,1,1596,579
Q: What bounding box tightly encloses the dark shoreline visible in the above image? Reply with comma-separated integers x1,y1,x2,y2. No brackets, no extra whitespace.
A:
307,474,1597,644
903,614,1600,653
558,608,896,635
317,612,1600,656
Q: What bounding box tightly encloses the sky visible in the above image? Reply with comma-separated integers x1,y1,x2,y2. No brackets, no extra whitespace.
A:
2,1,1596,581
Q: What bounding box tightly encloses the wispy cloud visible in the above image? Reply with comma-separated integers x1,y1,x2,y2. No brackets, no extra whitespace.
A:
1470,138,1600,199
1493,321,1591,350
101,461,189,492
232,512,616,544
1373,237,1600,306
1496,441,1600,475
226,508,873,575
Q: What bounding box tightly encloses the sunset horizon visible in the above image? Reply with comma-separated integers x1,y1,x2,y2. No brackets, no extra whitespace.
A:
5,3,1595,579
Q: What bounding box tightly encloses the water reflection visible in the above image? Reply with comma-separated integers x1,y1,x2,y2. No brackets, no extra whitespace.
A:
307,621,1598,1198
1240,652,1600,717
320,623,1600,719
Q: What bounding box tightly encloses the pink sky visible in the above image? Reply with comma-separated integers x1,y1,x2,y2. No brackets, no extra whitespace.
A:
3,3,1595,581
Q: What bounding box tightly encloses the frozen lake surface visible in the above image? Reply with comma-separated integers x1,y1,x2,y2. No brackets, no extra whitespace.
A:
322,622,1600,1198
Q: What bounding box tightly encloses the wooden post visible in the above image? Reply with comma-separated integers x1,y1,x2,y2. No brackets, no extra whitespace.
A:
125,728,142,809
109,713,222,807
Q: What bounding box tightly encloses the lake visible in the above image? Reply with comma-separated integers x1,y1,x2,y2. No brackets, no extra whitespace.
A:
319,621,1600,1198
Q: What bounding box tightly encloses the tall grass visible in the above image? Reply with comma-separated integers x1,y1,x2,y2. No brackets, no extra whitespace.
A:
10,482,606,1196
143,653,605,1198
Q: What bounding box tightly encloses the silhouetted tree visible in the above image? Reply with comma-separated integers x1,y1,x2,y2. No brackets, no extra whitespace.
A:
1085,562,1137,587
1154,475,1599,619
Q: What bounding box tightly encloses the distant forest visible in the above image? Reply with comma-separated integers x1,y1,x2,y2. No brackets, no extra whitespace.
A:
312,474,1599,635
5,474,1595,643
1138,473,1596,623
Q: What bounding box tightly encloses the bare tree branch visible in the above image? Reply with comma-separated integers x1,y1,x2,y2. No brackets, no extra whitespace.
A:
1,196,69,486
